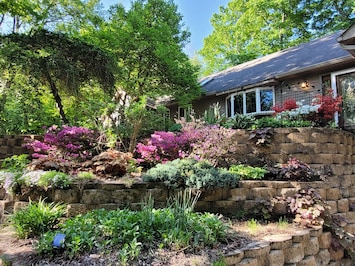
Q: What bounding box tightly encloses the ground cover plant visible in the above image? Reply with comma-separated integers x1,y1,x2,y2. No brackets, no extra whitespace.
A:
7,191,240,265
142,158,238,189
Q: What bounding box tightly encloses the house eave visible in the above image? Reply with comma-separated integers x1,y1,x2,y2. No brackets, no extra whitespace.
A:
275,56,353,79
215,78,279,96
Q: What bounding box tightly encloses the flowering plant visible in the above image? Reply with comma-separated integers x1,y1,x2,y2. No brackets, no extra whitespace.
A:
272,89,342,127
24,125,98,162
135,118,238,167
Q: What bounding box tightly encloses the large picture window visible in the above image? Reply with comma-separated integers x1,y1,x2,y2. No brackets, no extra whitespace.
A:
226,87,274,117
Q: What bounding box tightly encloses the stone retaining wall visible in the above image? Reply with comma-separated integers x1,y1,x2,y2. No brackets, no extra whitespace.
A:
232,128,355,175
1,180,354,265
0,135,37,160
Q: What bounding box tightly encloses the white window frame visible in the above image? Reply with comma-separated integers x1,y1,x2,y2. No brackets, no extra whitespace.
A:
331,67,355,126
226,87,275,117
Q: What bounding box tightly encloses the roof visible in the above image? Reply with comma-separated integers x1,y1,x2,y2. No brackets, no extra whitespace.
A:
337,24,355,57
200,30,354,96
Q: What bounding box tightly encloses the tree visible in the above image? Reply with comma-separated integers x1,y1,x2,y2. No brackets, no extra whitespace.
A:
81,0,201,151
0,30,115,124
0,0,102,34
200,0,355,75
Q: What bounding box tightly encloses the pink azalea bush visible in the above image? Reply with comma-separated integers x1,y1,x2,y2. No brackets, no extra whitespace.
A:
24,125,98,162
135,119,238,167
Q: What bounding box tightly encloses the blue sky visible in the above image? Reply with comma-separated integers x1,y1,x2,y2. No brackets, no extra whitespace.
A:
100,0,230,57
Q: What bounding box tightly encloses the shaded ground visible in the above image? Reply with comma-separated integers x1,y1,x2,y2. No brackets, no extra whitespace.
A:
0,219,301,266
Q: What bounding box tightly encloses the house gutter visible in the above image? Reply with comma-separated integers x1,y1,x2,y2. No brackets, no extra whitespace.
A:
274,56,353,79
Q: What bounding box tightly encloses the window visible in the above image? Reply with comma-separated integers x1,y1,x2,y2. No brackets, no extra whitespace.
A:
178,106,192,119
226,87,274,117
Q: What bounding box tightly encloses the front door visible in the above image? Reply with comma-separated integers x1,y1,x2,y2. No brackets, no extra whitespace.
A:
336,71,355,131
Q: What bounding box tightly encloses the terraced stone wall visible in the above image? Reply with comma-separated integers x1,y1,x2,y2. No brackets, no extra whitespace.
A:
0,135,37,160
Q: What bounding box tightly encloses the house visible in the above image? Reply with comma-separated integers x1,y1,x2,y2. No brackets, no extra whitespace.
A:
168,25,355,131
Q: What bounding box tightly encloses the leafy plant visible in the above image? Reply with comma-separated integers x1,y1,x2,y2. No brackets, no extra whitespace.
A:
252,116,311,128
227,114,256,129
228,164,268,180
286,188,328,227
309,88,342,127
248,127,274,146
12,198,66,239
143,159,238,189
202,103,226,125
37,171,71,189
268,157,320,181
0,154,30,172
247,218,260,234
35,202,229,262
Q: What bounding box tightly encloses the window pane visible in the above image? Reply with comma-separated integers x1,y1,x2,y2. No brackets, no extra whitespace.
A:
234,94,243,114
246,91,256,113
179,108,185,118
260,89,273,111
226,97,231,117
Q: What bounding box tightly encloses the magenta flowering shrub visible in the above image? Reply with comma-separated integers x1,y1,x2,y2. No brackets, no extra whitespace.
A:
135,131,192,165
24,125,98,162
135,120,238,167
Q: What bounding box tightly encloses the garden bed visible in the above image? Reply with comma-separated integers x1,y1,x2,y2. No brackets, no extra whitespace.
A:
0,218,303,266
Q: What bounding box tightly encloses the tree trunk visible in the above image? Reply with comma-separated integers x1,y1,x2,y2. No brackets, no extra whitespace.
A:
42,61,69,124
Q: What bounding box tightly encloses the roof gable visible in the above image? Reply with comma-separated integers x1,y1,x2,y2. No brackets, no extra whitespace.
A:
201,31,353,95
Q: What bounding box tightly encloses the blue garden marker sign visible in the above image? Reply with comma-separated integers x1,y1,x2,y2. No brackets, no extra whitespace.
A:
52,233,66,248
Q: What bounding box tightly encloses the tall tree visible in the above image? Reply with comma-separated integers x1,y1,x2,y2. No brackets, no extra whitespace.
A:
0,0,102,33
0,30,115,123
200,0,355,75
82,0,201,151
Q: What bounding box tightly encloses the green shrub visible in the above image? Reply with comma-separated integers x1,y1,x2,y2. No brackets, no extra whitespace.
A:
12,198,66,239
252,116,311,129
1,154,29,172
143,159,238,189
37,171,71,189
229,164,268,180
226,114,256,129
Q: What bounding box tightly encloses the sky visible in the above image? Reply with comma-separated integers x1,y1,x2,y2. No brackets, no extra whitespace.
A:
100,0,230,57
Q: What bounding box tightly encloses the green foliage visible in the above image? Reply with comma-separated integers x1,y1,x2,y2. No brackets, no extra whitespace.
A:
0,76,61,134
202,103,226,125
37,171,71,189
252,116,312,129
228,164,268,180
92,0,201,104
35,203,229,261
11,198,66,239
0,29,115,124
0,154,29,172
246,218,260,234
200,0,354,74
143,159,238,189
226,114,256,129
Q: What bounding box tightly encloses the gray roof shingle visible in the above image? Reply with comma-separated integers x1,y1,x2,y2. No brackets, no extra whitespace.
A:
201,30,352,95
